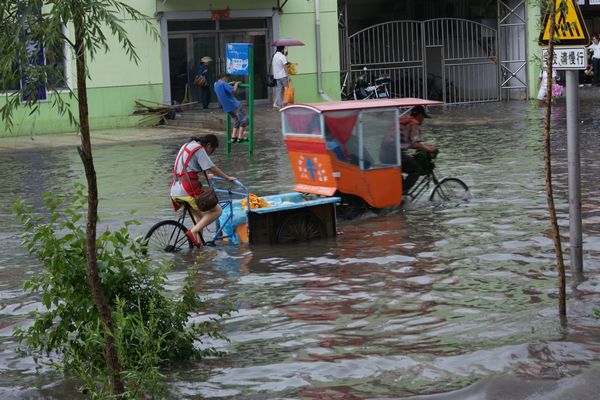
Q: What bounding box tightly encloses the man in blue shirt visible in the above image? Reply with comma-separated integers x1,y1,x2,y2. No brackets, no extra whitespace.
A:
214,73,249,142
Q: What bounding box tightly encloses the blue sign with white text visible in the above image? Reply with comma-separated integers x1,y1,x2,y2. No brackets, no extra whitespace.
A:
225,43,252,75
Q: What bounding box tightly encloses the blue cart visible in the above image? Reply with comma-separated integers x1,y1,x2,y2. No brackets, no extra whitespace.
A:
145,178,339,252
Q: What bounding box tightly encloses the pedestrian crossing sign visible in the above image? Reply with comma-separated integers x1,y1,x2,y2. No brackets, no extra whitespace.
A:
539,0,590,46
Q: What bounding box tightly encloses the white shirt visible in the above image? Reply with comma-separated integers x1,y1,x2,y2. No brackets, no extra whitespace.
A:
588,42,600,59
272,52,288,79
537,69,559,100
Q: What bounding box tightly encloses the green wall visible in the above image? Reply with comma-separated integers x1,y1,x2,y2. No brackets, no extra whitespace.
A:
527,2,542,100
0,84,163,136
279,1,340,102
289,72,341,103
1,4,163,137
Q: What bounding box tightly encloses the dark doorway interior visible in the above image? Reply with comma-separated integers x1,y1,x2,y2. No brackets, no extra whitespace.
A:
168,38,188,105
581,4,600,35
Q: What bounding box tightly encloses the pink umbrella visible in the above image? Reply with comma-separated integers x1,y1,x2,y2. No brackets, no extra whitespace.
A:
272,38,305,47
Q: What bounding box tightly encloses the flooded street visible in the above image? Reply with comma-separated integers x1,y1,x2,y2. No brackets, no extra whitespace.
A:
1,99,600,399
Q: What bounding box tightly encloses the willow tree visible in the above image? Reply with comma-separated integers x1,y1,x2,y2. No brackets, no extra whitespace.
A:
0,1,157,394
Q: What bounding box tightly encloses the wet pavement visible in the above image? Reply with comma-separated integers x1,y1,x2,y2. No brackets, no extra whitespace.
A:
1,96,600,399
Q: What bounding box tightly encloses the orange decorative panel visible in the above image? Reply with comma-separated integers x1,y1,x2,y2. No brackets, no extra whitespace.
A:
285,137,338,196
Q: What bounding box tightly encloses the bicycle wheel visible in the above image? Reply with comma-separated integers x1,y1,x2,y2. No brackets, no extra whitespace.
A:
336,194,370,220
145,220,192,253
275,212,326,244
429,178,470,203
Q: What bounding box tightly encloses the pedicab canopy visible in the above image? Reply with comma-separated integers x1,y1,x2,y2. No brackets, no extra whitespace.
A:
281,98,442,205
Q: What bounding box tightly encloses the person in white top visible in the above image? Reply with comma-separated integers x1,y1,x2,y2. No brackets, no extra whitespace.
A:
272,46,289,110
587,34,600,86
537,65,559,106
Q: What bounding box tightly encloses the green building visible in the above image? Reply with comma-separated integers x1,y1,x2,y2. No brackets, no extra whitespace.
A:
1,0,340,136
4,0,600,137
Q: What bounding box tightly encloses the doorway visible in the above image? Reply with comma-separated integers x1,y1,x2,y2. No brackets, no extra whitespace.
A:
425,46,444,101
168,26,270,106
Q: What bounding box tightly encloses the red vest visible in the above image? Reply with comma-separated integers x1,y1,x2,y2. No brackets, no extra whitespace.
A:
172,141,204,196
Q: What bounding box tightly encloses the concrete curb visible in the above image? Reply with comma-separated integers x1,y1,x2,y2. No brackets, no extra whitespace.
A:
0,126,225,153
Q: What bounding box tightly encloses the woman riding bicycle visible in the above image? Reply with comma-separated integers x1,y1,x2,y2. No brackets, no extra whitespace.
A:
170,134,237,247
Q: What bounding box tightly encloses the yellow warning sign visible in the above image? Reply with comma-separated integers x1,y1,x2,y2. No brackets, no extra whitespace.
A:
539,0,590,46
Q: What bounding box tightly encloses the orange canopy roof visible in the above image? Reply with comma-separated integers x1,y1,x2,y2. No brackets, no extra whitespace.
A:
281,98,443,114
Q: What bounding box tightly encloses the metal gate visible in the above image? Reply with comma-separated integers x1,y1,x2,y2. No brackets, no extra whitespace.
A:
423,19,499,103
345,18,500,104
346,20,426,99
498,0,528,100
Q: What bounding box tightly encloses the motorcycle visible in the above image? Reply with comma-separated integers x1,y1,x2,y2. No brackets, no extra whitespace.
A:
352,67,391,100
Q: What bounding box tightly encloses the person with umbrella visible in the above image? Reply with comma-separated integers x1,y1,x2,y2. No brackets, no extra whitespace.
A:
272,46,289,110
196,56,212,109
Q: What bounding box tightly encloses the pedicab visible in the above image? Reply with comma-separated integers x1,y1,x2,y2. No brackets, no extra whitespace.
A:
280,98,470,218
145,177,340,252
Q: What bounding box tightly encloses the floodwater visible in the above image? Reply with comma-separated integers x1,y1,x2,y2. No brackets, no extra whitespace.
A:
1,98,600,399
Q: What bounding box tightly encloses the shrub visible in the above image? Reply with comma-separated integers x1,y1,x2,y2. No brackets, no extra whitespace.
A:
13,184,233,398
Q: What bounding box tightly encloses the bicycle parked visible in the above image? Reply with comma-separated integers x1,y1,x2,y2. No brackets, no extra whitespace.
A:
340,67,391,100
352,67,391,100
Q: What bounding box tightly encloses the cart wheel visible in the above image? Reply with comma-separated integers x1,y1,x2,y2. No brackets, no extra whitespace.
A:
336,194,369,220
144,220,193,253
275,212,327,244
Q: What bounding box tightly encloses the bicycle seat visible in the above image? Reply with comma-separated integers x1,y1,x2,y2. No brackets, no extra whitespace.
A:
175,198,191,207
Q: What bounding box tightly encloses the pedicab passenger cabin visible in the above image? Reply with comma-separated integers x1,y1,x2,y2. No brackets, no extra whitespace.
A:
281,98,443,209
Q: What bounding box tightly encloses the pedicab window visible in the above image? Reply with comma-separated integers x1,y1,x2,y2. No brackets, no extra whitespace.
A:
282,107,322,136
323,110,359,163
359,110,400,168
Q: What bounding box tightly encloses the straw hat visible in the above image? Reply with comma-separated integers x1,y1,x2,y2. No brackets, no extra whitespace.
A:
201,56,213,63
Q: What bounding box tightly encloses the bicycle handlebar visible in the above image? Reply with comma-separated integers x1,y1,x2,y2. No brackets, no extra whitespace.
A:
209,177,249,198
210,176,244,186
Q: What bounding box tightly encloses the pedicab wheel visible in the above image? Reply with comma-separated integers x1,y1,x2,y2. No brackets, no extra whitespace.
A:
275,212,327,245
429,178,470,203
144,220,193,253
336,194,369,220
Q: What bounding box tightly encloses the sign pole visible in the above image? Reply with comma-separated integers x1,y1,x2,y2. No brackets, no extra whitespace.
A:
226,114,232,155
248,45,254,155
539,0,590,284
566,70,584,283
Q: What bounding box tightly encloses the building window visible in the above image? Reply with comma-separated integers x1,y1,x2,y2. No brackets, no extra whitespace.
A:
0,36,67,92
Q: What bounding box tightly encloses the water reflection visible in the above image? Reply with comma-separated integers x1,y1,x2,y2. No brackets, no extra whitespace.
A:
1,100,600,398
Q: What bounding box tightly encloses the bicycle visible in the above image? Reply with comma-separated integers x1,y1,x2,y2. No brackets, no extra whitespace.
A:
352,67,391,100
405,151,470,203
144,178,249,253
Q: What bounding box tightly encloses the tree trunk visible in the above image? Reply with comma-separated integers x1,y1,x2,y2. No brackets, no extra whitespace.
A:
543,0,567,319
73,19,125,395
